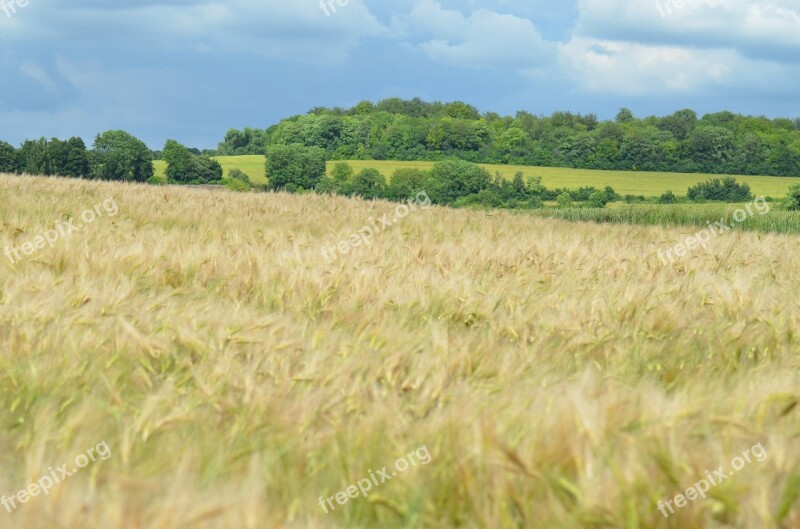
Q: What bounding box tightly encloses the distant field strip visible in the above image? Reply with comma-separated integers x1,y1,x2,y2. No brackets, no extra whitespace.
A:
338,160,800,198
155,156,800,197
530,203,800,235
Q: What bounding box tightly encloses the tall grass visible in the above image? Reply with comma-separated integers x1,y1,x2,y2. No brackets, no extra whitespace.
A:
1,173,799,528
529,203,800,235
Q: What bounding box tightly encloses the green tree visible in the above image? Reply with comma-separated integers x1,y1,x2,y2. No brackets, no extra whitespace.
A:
689,126,737,173
424,160,491,205
386,168,428,201
18,138,52,175
192,156,224,184
164,139,223,184
0,141,17,173
266,144,327,191
92,130,154,182
49,137,90,177
331,162,354,183
616,108,635,124
659,109,697,141
163,140,195,182
233,98,800,179
442,101,480,120
342,168,387,199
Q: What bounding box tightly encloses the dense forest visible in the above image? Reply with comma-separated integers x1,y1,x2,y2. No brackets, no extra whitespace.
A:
218,98,800,177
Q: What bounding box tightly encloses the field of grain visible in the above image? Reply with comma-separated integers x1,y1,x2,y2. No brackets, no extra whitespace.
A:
1,173,799,529
154,156,800,198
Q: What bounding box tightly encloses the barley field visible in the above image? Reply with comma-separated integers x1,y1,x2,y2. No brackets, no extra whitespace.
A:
1,173,799,529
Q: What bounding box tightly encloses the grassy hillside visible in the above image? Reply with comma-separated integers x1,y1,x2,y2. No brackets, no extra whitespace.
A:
1,173,798,528
155,157,800,197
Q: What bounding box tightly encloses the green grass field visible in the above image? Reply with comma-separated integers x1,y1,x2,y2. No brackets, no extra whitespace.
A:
154,156,800,198
153,155,268,185
337,160,800,198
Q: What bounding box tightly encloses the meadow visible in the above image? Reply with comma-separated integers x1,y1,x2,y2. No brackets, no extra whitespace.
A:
1,173,798,528
154,156,800,198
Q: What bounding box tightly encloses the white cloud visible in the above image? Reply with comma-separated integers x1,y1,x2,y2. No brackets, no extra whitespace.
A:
560,0,800,95
0,0,388,63
407,0,556,69
574,0,800,53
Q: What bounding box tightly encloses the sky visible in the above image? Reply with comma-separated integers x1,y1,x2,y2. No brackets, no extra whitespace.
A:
1,0,798,150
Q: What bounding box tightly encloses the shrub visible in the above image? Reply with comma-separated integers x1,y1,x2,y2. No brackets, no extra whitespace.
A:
228,168,251,185
604,186,620,202
658,190,678,204
588,190,610,208
314,177,339,195
224,178,250,192
781,184,800,211
624,194,647,203
453,189,503,209
687,177,753,202
557,192,572,208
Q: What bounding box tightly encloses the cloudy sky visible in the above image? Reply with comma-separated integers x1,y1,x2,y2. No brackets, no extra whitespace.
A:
1,0,798,149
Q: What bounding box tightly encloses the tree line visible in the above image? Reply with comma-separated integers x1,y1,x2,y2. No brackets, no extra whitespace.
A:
0,133,225,186
0,131,155,181
218,98,800,177
266,144,763,210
